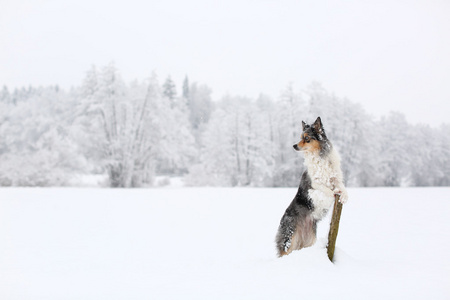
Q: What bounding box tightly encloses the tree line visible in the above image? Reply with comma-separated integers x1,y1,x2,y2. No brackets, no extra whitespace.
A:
1,63,449,187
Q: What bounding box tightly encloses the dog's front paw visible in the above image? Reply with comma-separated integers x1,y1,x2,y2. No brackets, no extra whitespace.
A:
334,188,348,204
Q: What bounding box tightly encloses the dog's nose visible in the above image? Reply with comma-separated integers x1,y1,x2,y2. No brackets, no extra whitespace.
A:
293,144,299,150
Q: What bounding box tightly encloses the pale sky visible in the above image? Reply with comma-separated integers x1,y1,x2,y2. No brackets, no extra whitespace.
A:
1,0,449,126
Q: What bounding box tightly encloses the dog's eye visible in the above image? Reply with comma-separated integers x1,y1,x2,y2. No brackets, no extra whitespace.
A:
305,136,310,143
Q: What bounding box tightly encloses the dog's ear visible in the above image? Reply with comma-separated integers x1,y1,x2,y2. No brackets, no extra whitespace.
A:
313,117,323,134
302,121,307,131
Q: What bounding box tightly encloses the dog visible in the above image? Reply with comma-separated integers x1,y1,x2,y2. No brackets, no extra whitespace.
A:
275,117,348,257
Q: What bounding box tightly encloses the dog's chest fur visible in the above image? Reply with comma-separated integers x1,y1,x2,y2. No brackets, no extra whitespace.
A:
303,149,341,220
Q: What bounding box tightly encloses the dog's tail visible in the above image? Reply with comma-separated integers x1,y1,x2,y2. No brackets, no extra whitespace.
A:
276,206,317,257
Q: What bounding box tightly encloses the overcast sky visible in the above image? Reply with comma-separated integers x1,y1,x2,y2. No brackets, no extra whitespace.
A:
1,0,449,126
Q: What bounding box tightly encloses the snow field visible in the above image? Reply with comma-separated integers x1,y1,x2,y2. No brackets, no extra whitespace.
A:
1,187,449,299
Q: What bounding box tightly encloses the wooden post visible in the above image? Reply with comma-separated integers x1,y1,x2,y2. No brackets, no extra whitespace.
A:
327,194,343,263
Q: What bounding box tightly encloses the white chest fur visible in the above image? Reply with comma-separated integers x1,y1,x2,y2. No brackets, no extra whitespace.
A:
304,148,343,220
304,151,339,189
308,189,334,220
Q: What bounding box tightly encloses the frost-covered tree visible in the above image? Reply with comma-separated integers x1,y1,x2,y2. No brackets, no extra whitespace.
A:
186,108,235,186
155,78,197,176
408,124,447,186
162,76,177,104
187,83,213,131
271,84,306,186
0,86,11,103
437,124,450,186
239,100,274,186
182,76,189,99
377,112,411,186
188,95,275,187
77,64,196,187
82,65,150,186
0,86,85,186
329,100,374,186
81,65,99,98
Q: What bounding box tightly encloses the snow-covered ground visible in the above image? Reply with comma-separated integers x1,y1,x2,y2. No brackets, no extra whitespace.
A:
1,187,449,299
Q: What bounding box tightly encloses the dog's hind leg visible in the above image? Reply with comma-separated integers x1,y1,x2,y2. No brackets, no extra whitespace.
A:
276,213,297,257
276,206,316,257
296,213,317,249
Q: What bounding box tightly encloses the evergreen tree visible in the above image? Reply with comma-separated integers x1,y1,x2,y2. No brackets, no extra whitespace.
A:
0,86,10,103
163,76,177,103
182,75,189,99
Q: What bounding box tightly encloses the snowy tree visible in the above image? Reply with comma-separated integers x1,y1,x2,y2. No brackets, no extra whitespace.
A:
239,100,274,186
80,65,99,98
76,64,196,187
162,76,177,104
186,108,235,186
329,100,374,186
408,124,447,186
77,63,139,187
182,76,189,99
187,83,213,131
271,84,306,186
155,78,197,176
187,95,274,187
377,112,411,186
0,86,11,103
223,96,253,186
437,124,450,186
0,86,85,186
255,94,278,185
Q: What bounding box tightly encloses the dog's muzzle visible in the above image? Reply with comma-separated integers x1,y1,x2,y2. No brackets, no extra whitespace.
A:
293,144,300,151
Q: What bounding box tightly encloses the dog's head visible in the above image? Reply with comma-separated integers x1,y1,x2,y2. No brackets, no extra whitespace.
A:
293,117,330,154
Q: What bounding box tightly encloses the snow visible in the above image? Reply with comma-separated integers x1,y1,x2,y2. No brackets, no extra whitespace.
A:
1,187,449,299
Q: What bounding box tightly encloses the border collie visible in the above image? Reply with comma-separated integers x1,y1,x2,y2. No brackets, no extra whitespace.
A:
276,117,348,257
